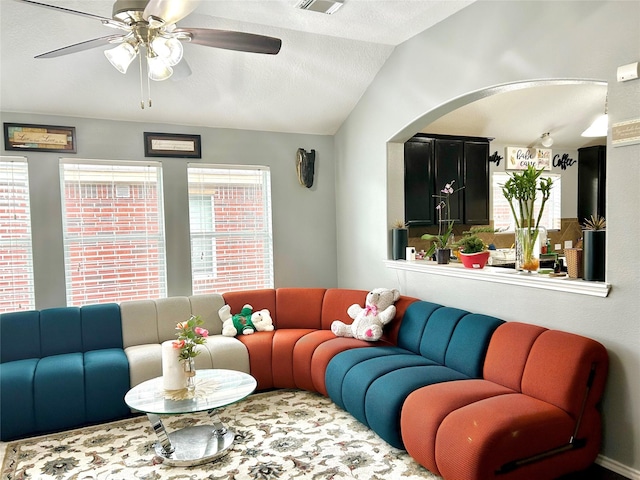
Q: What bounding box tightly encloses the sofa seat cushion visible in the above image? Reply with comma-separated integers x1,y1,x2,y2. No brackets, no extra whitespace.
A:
325,346,408,409
126,335,250,388
84,348,131,423
435,393,575,480
35,353,86,433
0,358,38,440
401,379,516,474
291,330,337,392
201,335,250,373
342,353,437,426
237,331,276,390
310,337,379,396
124,344,163,387
365,365,471,449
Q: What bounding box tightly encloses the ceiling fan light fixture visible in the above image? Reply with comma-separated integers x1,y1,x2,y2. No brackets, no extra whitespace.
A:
540,132,553,148
582,114,608,137
104,42,137,74
147,54,173,81
150,36,183,66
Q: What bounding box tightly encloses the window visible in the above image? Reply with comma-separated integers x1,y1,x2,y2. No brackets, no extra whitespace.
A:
188,165,273,294
60,160,167,306
0,157,35,312
492,172,562,231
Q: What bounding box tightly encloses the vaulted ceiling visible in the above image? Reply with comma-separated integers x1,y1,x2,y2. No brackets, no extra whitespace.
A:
1,0,608,147
0,0,472,134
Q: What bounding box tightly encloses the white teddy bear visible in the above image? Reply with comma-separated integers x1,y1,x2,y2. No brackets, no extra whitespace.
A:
219,303,274,337
331,288,401,341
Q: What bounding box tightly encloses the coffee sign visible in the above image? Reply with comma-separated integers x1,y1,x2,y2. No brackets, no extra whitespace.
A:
506,147,552,170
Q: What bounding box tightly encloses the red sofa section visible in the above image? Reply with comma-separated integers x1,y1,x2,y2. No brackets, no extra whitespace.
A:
221,288,609,480
221,288,417,393
401,321,609,480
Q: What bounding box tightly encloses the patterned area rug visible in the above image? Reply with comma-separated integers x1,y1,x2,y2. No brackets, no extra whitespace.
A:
1,389,441,480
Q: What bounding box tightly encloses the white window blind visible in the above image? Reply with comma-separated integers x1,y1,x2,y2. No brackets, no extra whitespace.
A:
60,159,167,306
492,172,562,231
188,165,274,294
0,157,35,312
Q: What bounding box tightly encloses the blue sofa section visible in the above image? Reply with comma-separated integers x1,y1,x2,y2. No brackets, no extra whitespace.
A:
0,304,130,440
325,301,504,448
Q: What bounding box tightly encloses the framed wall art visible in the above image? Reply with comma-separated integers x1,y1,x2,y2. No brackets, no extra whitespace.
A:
144,132,202,158
3,123,76,153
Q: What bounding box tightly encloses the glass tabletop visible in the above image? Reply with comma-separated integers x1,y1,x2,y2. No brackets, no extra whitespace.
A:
124,369,257,415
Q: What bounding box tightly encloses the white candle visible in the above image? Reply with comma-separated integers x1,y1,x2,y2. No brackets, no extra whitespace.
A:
162,340,186,390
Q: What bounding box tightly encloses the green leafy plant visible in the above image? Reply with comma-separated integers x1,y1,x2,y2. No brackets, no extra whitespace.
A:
501,165,554,271
582,214,606,231
455,235,486,254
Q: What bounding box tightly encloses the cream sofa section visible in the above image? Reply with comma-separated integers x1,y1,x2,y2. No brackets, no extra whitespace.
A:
120,294,249,387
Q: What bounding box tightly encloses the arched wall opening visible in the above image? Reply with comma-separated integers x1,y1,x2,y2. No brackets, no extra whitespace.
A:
387,78,608,275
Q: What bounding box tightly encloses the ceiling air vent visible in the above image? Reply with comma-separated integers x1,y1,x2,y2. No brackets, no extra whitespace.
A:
295,0,344,14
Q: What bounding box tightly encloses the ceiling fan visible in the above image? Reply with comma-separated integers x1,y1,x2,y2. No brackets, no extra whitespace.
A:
20,0,282,108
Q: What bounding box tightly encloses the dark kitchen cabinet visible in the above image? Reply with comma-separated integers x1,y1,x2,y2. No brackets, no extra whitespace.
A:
578,145,606,223
404,137,434,226
463,141,490,225
404,134,490,226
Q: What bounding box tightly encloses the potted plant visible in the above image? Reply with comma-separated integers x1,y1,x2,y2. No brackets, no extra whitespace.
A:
455,234,491,269
391,219,408,260
421,180,463,264
582,214,606,281
501,165,554,272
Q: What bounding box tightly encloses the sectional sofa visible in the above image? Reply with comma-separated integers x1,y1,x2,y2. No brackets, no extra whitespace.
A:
0,288,609,480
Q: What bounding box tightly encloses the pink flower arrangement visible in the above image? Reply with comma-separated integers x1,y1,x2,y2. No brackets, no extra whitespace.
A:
173,315,209,361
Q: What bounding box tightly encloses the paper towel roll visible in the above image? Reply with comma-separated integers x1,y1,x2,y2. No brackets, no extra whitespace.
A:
162,340,186,390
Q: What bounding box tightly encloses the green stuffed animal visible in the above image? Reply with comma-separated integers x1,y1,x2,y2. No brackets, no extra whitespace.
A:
220,304,256,336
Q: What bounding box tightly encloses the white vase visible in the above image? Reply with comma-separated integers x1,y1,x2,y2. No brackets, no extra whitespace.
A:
162,340,187,390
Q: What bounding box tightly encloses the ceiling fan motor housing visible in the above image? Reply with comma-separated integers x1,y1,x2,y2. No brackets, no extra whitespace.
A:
112,0,148,24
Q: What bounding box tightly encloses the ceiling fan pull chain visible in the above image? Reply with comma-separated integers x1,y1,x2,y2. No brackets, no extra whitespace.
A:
139,52,145,109
147,63,152,108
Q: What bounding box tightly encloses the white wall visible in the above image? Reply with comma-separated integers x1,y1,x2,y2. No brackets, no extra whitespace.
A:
1,112,338,308
335,0,640,475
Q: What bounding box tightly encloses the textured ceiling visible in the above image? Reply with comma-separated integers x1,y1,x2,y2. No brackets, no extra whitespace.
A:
423,83,608,150
0,1,609,142
0,0,472,134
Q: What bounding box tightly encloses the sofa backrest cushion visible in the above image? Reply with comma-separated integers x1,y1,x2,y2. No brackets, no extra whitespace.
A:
222,289,277,326
120,294,226,348
120,300,160,348
320,289,368,330
188,294,226,335
1,310,41,362
483,321,547,391
444,313,504,378
396,301,442,354
155,297,192,342
80,303,122,351
521,330,609,418
40,307,83,357
277,288,326,329
419,307,468,363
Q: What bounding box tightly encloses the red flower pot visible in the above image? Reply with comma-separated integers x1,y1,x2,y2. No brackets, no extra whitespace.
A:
459,250,490,269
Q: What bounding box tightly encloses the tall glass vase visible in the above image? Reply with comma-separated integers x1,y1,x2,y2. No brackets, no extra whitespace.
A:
515,227,542,272
184,357,196,392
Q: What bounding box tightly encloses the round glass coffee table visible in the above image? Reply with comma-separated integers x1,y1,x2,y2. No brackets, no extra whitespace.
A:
124,369,256,466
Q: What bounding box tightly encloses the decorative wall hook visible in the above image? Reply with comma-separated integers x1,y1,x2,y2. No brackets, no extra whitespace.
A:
296,148,315,188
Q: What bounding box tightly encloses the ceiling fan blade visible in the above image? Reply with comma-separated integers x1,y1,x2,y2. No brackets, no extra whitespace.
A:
18,0,115,23
171,59,192,81
35,35,126,59
143,0,200,25
174,28,282,55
